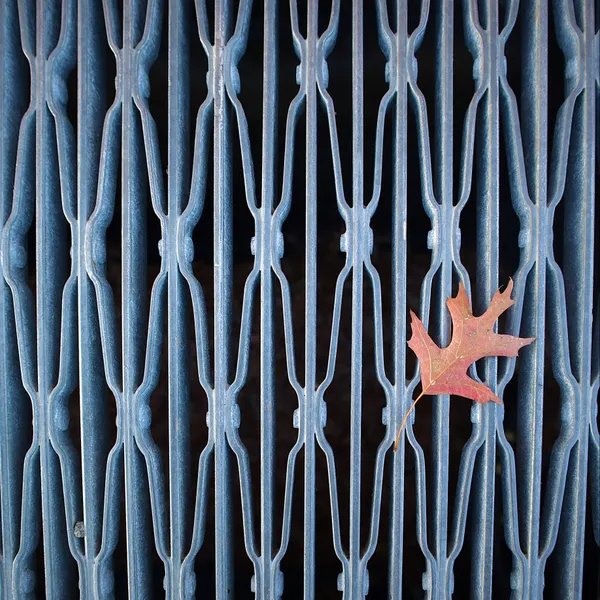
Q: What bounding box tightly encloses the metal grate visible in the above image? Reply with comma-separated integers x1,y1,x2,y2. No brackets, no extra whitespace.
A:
0,0,598,598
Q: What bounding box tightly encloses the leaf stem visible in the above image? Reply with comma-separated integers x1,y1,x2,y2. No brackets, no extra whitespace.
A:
393,389,425,452
393,348,464,452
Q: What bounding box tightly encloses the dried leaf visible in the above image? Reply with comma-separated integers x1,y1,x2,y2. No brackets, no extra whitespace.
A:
394,279,534,450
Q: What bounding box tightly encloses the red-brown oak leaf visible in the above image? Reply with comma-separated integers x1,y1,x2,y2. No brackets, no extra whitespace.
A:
394,279,534,451
408,278,534,403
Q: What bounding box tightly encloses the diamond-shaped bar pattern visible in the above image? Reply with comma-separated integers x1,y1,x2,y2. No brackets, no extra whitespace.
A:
0,0,597,599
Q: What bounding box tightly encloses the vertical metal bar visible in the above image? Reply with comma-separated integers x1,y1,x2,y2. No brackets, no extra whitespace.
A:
261,0,277,597
0,0,30,596
122,0,152,595
516,0,549,595
389,2,409,598
212,0,234,596
44,0,93,591
2,116,40,600
432,2,454,596
77,0,108,592
167,0,191,595
470,3,501,598
492,1,530,594
83,0,126,596
34,0,74,595
303,2,318,599
177,0,214,592
349,0,365,596
359,0,404,592
404,2,438,595
552,0,596,596
270,0,308,592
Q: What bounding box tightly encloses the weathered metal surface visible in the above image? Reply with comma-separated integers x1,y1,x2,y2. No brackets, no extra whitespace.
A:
0,0,597,598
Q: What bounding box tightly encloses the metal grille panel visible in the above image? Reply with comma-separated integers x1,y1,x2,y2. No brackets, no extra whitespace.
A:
0,0,598,598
